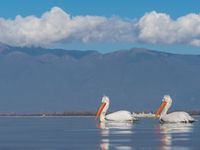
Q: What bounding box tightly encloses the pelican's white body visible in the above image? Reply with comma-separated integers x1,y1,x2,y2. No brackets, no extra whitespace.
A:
160,111,195,123
98,96,136,122
159,95,196,123
101,110,134,122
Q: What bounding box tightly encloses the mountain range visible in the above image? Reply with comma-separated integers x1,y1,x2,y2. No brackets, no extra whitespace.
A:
0,43,200,113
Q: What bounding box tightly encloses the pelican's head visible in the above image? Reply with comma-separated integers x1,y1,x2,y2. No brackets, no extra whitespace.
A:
153,95,172,120
162,95,172,106
95,96,110,120
102,96,110,104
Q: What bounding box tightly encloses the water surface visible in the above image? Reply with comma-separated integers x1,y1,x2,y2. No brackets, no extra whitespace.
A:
0,117,199,150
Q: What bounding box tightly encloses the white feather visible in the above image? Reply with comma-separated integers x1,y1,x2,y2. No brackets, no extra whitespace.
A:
105,110,133,121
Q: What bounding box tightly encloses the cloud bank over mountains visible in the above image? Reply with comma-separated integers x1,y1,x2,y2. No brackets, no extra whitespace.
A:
0,7,200,47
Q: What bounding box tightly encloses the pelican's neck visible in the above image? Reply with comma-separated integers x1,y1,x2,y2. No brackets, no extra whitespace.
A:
100,102,109,122
160,103,170,118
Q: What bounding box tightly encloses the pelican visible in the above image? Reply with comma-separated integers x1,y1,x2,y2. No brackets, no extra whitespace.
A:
95,96,137,122
153,95,196,123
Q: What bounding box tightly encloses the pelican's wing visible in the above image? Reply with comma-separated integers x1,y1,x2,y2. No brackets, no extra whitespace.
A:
162,112,196,123
105,110,134,121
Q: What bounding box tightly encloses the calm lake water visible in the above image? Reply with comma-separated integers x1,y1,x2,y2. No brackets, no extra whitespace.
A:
0,117,199,150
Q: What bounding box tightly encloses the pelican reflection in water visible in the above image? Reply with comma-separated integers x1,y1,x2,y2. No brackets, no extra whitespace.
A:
155,123,194,150
97,122,133,150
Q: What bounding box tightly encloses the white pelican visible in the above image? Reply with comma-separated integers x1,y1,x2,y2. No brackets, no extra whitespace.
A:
153,95,196,123
95,96,137,122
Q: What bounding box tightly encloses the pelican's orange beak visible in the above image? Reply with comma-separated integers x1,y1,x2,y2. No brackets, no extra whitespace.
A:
153,100,167,120
95,103,106,120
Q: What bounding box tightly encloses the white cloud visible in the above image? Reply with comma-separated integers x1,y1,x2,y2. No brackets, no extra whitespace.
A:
1,7,200,47
137,11,200,46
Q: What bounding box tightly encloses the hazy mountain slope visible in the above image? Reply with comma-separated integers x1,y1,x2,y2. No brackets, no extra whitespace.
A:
0,44,199,113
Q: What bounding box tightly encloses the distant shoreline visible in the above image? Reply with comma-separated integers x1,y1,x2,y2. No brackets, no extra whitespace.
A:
0,115,199,118
0,113,199,118
0,115,94,118
191,115,200,117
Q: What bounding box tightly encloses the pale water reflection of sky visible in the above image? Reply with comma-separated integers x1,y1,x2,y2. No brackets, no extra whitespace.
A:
96,118,198,150
0,117,198,149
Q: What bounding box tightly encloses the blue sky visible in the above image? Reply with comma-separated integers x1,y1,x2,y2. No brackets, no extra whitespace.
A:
1,0,200,54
